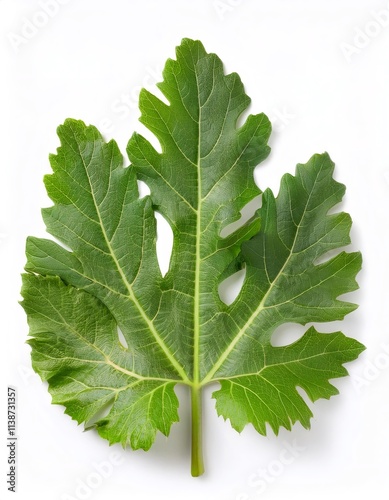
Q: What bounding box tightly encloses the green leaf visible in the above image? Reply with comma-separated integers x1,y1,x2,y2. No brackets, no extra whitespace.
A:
21,38,364,476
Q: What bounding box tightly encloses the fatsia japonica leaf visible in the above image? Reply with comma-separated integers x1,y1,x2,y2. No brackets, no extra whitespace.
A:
20,38,364,476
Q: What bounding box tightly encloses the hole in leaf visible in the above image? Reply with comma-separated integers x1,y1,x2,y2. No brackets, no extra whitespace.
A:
155,211,173,277
336,289,361,304
236,105,251,130
152,84,170,106
51,236,73,253
117,325,128,349
137,180,150,198
295,386,313,408
137,123,163,154
84,397,115,429
271,323,305,347
313,248,342,266
326,202,343,216
218,268,246,305
220,195,262,238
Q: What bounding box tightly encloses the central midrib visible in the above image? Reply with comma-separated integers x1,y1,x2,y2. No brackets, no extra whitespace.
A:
193,68,202,386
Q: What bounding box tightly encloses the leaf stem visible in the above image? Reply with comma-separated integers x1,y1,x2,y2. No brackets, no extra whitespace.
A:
190,385,204,477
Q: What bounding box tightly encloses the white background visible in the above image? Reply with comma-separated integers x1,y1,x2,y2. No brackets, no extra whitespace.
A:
1,0,389,499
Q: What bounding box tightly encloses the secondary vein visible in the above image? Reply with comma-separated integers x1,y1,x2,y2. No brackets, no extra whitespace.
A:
71,125,190,384
202,164,324,383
